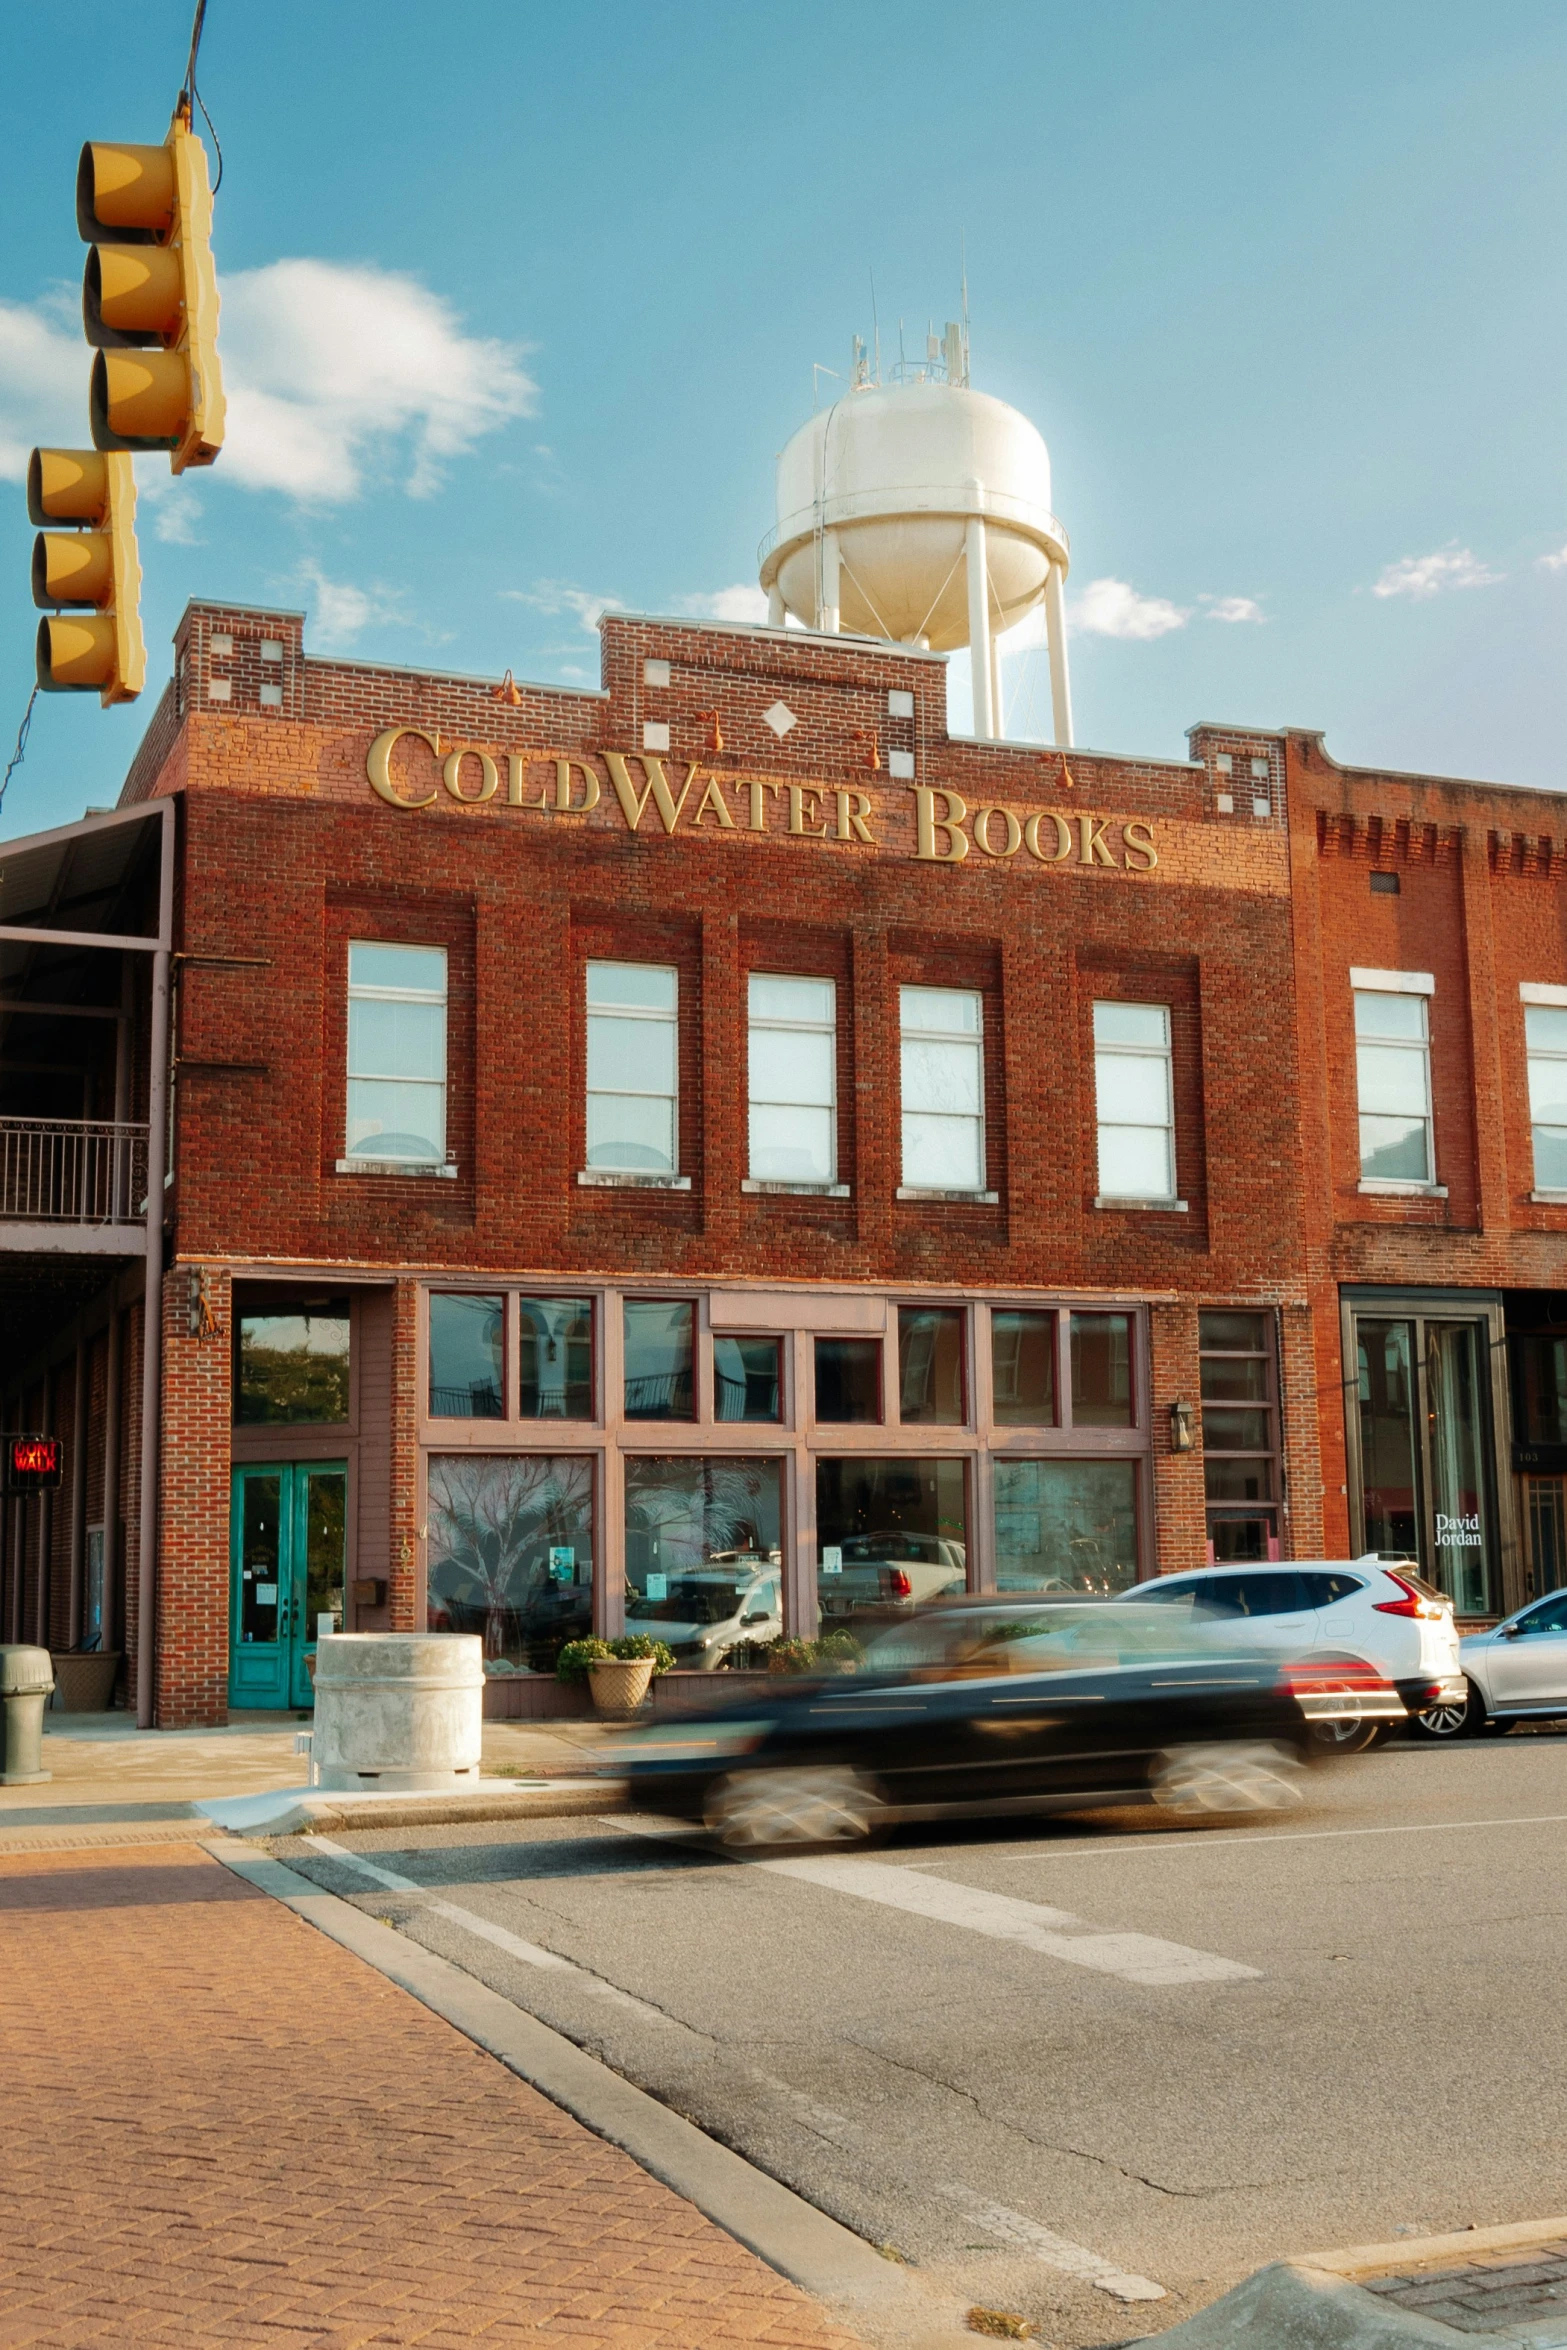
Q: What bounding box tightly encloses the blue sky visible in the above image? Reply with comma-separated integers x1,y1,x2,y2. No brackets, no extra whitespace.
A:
2,0,1565,835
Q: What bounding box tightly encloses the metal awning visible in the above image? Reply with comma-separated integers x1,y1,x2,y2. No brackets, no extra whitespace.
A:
0,800,171,985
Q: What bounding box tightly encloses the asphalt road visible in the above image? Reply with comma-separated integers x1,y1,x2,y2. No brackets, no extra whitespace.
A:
282,1732,1567,2348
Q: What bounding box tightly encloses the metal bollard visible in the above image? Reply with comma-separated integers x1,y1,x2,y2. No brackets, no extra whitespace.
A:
1,1646,55,1784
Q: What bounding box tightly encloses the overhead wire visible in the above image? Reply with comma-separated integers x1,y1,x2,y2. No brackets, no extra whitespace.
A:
0,687,38,812
181,0,222,189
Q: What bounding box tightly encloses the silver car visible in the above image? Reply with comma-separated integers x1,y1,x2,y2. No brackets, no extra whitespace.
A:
1456,1588,1567,1733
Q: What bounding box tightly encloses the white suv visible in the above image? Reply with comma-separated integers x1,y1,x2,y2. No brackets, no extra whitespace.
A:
1125,1559,1467,1741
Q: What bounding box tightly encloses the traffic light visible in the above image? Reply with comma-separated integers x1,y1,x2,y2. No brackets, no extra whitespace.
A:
78,118,224,473
28,447,146,703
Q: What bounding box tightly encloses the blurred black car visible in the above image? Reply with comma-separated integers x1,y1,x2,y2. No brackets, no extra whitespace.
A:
612,1595,1403,1849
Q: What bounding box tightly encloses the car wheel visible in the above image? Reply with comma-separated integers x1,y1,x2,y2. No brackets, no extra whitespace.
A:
1151,1742,1306,1818
1307,1716,1383,1755
1406,1692,1478,1741
704,1764,882,1851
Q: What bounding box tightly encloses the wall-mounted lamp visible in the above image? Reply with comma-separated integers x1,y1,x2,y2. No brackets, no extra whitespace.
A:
1169,1398,1196,1453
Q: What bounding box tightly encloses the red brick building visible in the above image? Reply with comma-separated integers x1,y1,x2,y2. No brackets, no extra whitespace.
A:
2,599,1556,1727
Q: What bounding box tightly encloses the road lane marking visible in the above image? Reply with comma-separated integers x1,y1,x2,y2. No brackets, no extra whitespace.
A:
1012,1809,1567,1862
601,1824,1257,1984
756,1855,1259,1984
937,2186,1167,2303
300,1835,678,2024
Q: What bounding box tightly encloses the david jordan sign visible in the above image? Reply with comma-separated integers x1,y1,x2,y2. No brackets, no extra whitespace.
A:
365,727,1159,873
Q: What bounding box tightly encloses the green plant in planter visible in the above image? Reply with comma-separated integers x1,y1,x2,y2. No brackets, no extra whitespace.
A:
555,1637,612,1683
555,1634,675,1683
607,1634,675,1673
765,1632,865,1676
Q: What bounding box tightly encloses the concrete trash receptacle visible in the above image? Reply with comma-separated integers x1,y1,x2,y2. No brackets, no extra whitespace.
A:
311,1634,482,1793
1,1646,55,1785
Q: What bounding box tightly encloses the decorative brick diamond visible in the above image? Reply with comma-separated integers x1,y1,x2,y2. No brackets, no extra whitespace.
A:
763,700,797,738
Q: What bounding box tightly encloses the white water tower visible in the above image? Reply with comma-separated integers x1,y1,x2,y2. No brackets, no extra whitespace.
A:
758,323,1073,745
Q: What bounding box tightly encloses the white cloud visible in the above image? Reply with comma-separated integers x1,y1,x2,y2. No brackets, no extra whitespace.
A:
1539,543,1567,573
502,579,623,633
221,260,534,500
1201,594,1265,624
1371,546,1503,600
1069,577,1189,640
152,491,203,546
0,294,92,477
0,265,534,504
298,562,411,649
674,583,770,624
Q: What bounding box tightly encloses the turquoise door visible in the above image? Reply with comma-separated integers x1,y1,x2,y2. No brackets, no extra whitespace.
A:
229,1463,348,1710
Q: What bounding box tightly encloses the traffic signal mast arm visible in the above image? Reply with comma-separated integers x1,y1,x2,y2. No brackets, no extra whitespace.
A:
79,118,224,473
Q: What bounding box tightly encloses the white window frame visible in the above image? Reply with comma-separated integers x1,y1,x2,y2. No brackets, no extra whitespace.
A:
744,973,841,1192
897,984,991,1199
1092,1001,1179,1207
341,940,450,1174
583,961,682,1182
1522,982,1567,1199
1351,969,1438,1192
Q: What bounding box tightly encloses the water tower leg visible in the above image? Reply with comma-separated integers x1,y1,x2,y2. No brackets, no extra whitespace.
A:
989,629,1005,741
966,516,993,739
767,584,786,629
1045,560,1075,748
820,530,842,635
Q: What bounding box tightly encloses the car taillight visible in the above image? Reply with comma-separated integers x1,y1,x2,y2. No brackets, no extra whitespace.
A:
1374,1572,1449,1621
888,1569,913,1599
1282,1656,1384,1693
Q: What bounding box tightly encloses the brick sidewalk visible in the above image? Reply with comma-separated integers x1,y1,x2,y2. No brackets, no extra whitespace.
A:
1363,2240,1567,2336
0,1843,864,2348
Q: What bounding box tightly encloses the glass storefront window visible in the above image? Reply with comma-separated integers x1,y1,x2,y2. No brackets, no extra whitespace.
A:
992,1309,1056,1425
714,1334,782,1422
426,1454,593,1672
519,1298,593,1419
1354,1310,1498,1612
624,1458,783,1667
624,1299,695,1420
429,1292,504,1419
815,1457,967,1618
1513,1331,1567,1448
1070,1312,1133,1426
236,1297,350,1424
898,1307,965,1425
992,1458,1138,1594
1427,1321,1489,1614
1357,1319,1420,1556
815,1337,882,1423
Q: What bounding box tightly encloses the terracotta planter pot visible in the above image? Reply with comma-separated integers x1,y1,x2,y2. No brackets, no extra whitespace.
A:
588,1656,655,1719
49,1652,121,1713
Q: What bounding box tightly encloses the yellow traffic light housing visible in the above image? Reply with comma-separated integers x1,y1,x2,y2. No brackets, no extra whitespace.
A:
79,120,224,473
28,448,146,704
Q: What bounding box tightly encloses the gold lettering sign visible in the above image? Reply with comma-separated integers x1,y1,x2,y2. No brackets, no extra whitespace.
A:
362,735,1160,874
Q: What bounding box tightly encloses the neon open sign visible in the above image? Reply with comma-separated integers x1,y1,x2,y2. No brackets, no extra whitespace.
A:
6,1435,63,1492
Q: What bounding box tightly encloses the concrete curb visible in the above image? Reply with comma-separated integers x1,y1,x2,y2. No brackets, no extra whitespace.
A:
1300,2216,1567,2278
196,1777,624,1836
204,1837,975,2350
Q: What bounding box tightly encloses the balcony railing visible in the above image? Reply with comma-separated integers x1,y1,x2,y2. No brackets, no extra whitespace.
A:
0,1117,149,1225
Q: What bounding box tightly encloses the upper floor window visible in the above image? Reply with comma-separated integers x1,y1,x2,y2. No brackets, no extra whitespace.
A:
747,974,836,1185
1093,1002,1174,1200
1353,976,1433,1183
346,942,447,1167
1523,996,1567,1191
900,986,983,1191
586,962,678,1174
